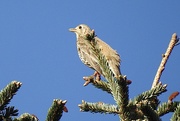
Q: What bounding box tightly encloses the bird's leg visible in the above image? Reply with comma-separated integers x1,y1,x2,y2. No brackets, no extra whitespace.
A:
93,71,101,81
83,72,101,86
83,75,94,86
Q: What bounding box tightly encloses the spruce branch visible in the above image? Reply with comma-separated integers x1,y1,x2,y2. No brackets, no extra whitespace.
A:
13,113,39,121
99,54,131,120
82,29,180,120
171,103,180,121
157,101,180,117
46,99,67,121
0,81,22,110
98,54,130,120
78,100,119,114
140,102,161,121
83,76,111,94
131,83,167,105
151,33,179,88
113,77,130,119
85,30,130,120
0,106,18,121
92,80,111,94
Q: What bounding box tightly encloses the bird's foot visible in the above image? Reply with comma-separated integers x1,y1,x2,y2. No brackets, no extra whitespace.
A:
83,75,94,86
82,71,101,86
93,71,101,81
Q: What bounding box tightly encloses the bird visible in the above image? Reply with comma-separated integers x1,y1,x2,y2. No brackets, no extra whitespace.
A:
69,24,121,79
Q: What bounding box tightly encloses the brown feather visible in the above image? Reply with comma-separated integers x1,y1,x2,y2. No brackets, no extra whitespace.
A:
69,24,121,77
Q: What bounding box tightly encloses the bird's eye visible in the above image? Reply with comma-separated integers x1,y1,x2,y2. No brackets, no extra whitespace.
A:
79,26,82,29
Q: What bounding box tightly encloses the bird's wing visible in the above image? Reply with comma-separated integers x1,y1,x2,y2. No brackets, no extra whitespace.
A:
77,38,102,74
95,37,121,76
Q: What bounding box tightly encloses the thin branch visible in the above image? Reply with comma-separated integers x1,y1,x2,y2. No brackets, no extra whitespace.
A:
78,100,120,114
151,33,178,89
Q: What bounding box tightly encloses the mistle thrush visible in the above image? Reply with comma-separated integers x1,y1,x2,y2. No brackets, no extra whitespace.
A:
69,24,121,78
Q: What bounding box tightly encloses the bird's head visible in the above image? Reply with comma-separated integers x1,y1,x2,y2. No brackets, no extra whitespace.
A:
69,24,92,38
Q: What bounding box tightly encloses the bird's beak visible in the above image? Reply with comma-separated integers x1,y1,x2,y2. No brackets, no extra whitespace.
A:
69,28,76,32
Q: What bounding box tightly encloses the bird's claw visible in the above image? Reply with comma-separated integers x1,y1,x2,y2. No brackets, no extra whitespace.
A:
83,75,94,86
93,71,101,81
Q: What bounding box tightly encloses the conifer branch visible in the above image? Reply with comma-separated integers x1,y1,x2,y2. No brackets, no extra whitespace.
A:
14,113,39,121
82,29,180,120
83,76,111,94
98,55,130,120
0,106,18,121
85,31,130,120
171,103,180,121
157,101,180,117
78,100,119,114
138,101,161,121
131,83,167,105
0,81,22,110
151,33,179,88
46,99,67,121
92,80,111,94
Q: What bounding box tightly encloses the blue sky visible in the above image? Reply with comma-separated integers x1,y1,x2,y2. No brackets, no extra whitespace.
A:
0,1,180,121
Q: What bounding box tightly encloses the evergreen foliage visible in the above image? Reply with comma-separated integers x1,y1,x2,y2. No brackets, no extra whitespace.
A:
0,81,67,121
0,33,179,121
79,33,180,121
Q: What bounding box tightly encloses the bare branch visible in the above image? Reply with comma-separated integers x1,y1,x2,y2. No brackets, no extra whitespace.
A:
151,33,178,89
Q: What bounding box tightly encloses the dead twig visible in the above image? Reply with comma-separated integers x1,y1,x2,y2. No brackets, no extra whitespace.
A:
151,33,178,89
